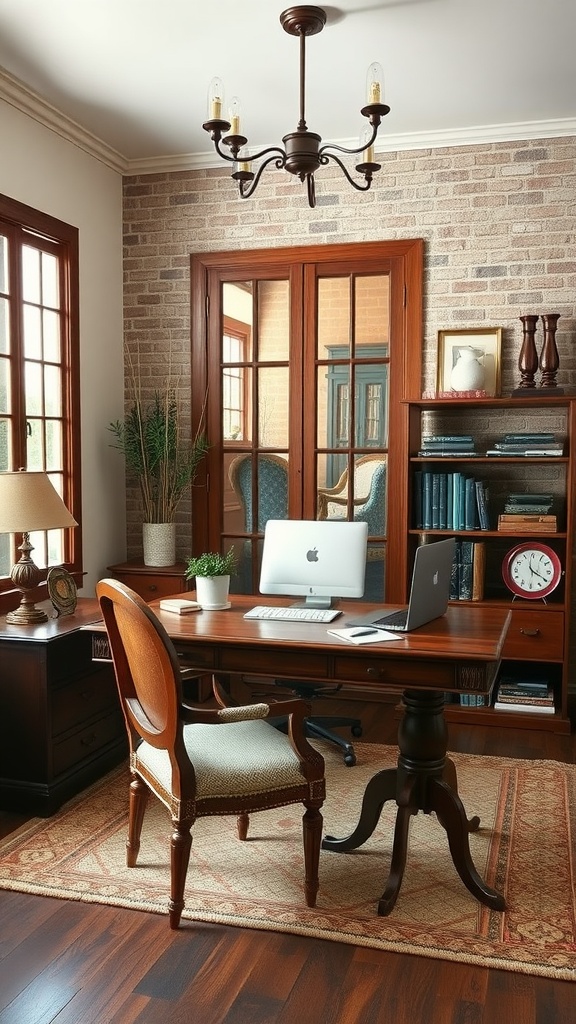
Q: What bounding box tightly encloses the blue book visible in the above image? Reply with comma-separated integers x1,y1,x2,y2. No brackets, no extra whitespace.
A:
413,470,423,528
422,472,433,530
432,473,441,529
464,476,478,530
459,540,474,599
438,473,448,529
446,474,454,530
475,479,490,530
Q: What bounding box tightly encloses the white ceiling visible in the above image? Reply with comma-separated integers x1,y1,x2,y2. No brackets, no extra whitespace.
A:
0,0,575,172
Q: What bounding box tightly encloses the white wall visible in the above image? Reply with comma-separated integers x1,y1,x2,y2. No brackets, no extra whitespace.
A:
0,99,126,595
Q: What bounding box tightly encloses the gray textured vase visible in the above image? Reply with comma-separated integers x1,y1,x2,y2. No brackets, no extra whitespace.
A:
142,522,176,567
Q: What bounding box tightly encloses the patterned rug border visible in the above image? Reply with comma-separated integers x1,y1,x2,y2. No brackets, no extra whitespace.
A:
1,747,575,982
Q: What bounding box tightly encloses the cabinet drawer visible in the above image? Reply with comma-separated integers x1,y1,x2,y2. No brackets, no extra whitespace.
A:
52,710,124,775
502,609,564,661
333,655,454,689
52,669,118,736
116,572,187,600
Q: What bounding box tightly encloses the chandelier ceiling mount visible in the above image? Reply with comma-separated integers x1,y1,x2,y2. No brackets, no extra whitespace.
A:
202,5,390,208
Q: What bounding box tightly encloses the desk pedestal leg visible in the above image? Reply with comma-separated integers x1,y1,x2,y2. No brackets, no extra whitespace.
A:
322,689,505,915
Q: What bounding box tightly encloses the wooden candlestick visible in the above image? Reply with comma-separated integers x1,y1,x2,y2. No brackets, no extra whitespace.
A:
539,313,563,393
512,315,539,396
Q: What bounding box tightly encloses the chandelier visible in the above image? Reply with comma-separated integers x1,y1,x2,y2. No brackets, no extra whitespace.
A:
202,5,390,208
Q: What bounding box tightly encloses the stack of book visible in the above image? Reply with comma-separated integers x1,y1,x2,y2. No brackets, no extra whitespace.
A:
450,539,485,600
414,470,489,530
493,678,555,714
459,692,489,707
498,492,557,532
419,434,477,457
486,432,564,457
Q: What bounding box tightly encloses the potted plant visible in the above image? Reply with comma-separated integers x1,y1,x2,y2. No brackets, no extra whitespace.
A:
109,365,208,567
185,547,237,610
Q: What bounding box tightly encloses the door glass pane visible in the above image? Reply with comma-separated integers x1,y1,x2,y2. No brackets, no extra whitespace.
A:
24,361,42,415
23,304,42,358
0,235,8,293
22,246,41,303
223,282,253,361
46,419,63,471
354,275,390,351
257,279,289,360
0,356,9,413
41,252,58,307
258,367,288,447
317,277,350,357
26,419,44,469
44,365,61,416
43,309,60,362
0,297,8,354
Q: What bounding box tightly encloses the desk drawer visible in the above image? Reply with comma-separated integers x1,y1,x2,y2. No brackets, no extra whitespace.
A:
333,655,454,689
117,572,186,600
502,609,564,661
52,670,118,737
217,646,330,680
52,709,123,775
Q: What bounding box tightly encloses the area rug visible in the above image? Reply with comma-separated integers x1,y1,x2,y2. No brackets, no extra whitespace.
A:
1,743,575,981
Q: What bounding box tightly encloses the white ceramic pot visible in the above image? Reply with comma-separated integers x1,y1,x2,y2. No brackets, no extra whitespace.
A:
450,347,486,391
195,574,231,610
142,522,176,567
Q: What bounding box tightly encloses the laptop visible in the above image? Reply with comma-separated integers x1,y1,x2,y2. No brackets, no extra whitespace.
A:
349,537,456,632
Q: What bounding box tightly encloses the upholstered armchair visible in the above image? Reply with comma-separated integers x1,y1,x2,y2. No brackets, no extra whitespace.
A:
96,578,326,929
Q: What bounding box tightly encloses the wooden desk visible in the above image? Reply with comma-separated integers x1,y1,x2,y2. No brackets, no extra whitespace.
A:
0,600,126,815
90,594,511,915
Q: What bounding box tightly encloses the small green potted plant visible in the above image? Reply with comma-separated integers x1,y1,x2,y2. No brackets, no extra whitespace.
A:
185,547,237,610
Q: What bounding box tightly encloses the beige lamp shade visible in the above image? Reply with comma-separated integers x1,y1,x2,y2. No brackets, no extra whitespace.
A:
0,471,78,533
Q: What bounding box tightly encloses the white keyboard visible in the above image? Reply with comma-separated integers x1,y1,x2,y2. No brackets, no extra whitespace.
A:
243,605,342,623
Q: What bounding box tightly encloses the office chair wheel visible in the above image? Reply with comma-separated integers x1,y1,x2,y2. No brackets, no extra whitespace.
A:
351,725,363,737
344,752,357,767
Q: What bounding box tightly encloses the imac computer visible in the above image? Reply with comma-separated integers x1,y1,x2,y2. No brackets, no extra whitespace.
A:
259,519,368,609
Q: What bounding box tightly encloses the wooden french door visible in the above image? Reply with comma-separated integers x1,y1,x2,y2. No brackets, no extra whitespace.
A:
190,241,423,604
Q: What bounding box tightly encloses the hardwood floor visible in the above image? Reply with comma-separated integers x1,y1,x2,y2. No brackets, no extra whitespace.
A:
1,694,574,1024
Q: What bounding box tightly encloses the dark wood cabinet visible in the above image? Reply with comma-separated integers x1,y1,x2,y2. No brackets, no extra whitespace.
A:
0,600,126,816
106,560,190,602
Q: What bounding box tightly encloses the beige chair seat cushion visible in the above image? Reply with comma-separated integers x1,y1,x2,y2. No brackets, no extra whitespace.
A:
136,719,306,801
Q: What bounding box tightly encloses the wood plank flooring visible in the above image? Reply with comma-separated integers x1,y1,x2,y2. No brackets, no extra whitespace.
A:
1,694,574,1024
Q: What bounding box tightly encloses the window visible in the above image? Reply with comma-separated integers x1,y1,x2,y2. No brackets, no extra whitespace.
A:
0,195,81,602
222,315,250,442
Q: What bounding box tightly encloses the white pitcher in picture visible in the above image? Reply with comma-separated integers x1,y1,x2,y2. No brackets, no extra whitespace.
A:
450,346,486,391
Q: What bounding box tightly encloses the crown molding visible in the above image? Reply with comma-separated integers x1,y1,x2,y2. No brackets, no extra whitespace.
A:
2,67,574,179
125,118,576,175
0,67,127,174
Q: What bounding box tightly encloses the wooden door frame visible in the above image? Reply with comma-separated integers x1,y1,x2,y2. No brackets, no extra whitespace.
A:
190,240,423,604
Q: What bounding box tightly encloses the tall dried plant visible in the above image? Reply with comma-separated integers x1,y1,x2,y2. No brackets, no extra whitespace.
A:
108,348,208,523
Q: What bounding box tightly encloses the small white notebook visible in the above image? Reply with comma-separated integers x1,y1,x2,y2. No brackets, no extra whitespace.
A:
327,627,403,645
159,598,200,615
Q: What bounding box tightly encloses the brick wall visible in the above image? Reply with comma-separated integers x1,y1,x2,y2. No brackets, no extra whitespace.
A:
123,136,576,561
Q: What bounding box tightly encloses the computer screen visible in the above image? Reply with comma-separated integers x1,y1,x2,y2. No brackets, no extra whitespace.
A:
259,519,368,608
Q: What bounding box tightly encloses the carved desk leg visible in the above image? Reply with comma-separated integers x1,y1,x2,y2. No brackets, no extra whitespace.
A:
322,688,505,916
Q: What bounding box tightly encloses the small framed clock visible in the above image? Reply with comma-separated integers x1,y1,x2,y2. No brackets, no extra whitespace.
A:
502,542,563,600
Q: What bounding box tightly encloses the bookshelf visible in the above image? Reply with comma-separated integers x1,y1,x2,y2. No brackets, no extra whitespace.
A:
405,395,574,734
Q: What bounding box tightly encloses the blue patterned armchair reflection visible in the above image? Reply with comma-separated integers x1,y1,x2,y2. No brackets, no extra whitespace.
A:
229,454,289,535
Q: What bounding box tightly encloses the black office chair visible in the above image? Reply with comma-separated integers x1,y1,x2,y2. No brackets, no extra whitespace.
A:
229,452,363,766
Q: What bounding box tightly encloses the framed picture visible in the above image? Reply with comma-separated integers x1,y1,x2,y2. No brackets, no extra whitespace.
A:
436,328,502,397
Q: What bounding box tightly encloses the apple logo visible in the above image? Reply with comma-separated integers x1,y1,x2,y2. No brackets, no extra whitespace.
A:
306,547,319,562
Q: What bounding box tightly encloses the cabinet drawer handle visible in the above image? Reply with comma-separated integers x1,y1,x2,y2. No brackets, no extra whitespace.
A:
148,584,158,592
520,628,540,637
366,666,386,679
81,733,97,747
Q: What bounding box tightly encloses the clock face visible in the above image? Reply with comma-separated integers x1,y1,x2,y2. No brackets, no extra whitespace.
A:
502,543,562,599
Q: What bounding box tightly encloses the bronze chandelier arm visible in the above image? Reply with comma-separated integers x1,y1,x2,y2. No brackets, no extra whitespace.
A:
320,152,377,192
236,154,287,199
318,121,379,160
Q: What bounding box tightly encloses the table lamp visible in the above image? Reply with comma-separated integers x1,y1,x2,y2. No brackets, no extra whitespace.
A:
0,470,78,625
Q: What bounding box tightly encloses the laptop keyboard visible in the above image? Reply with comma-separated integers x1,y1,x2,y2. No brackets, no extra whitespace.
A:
244,605,341,623
372,609,408,629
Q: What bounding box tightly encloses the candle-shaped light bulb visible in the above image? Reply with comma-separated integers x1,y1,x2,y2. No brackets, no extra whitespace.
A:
360,127,374,164
238,148,252,173
229,96,241,136
366,62,384,105
208,77,224,120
